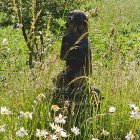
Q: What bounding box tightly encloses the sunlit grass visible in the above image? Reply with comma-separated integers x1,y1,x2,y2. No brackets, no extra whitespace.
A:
0,0,140,139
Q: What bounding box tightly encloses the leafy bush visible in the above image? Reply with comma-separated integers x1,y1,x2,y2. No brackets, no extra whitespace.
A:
0,0,89,67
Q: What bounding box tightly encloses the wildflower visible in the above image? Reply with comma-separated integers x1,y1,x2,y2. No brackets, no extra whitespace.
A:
20,111,33,120
101,129,109,136
129,103,136,109
51,105,60,112
0,106,11,115
50,134,58,140
60,130,68,138
130,108,140,119
0,125,6,132
55,114,67,124
2,38,8,45
36,129,42,137
16,23,23,28
41,129,49,138
16,127,28,138
71,126,80,136
129,103,138,110
50,123,63,132
39,31,42,35
109,107,116,113
130,104,140,119
36,129,49,138
125,131,135,140
91,138,99,140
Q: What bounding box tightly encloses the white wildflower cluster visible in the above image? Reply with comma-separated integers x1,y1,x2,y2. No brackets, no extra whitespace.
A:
50,104,80,138
0,106,11,115
50,122,68,138
36,129,49,138
0,125,6,132
50,122,80,138
124,103,140,139
16,127,28,138
34,104,80,139
50,123,63,132
15,110,33,137
20,111,33,120
125,131,135,140
129,103,140,119
13,103,81,139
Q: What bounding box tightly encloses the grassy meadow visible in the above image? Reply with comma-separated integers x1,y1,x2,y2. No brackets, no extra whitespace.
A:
0,0,140,139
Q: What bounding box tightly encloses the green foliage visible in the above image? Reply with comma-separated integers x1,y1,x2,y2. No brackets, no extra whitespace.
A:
0,0,89,67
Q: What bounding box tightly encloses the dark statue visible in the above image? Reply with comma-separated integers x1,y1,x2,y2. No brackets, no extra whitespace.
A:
53,10,103,112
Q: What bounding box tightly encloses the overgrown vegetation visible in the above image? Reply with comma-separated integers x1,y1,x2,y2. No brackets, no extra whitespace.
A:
0,0,140,139
0,0,89,67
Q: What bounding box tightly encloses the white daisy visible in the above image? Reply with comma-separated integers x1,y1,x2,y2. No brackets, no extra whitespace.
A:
60,130,68,138
129,103,138,110
0,125,6,132
71,126,80,135
0,106,11,115
125,131,135,140
20,111,33,120
55,114,67,124
36,129,49,138
50,134,58,140
16,127,28,138
36,129,42,137
101,129,109,136
50,123,63,132
130,108,140,119
109,107,116,113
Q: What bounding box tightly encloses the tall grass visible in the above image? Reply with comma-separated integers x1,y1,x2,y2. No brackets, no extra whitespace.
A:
0,0,140,139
